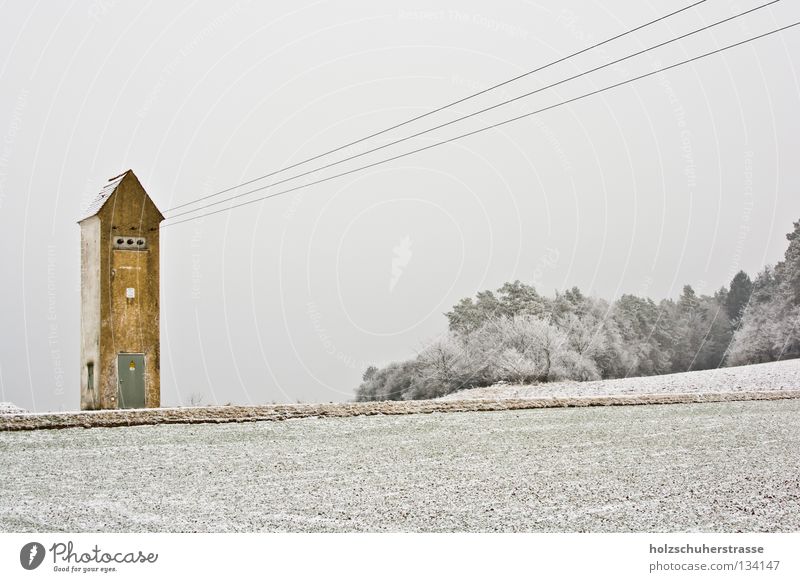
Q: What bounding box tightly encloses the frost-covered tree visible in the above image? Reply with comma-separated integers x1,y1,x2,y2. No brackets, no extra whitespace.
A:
355,360,421,401
726,271,753,322
357,217,800,401
780,219,800,305
697,289,734,369
470,315,574,383
669,285,704,372
415,336,477,397
498,281,551,317
445,281,550,335
729,220,800,364
667,286,731,372
445,290,503,335
727,297,785,365
610,294,672,377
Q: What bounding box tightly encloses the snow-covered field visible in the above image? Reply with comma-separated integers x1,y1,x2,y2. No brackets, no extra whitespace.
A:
441,358,800,400
1,398,798,532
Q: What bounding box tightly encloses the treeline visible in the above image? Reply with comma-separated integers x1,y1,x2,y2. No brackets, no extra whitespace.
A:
355,220,800,401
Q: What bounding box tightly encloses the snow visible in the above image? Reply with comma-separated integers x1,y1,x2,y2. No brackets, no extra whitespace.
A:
0,398,798,532
0,402,25,415
440,358,800,400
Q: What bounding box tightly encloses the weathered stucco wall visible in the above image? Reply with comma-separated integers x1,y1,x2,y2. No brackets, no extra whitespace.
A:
79,217,101,410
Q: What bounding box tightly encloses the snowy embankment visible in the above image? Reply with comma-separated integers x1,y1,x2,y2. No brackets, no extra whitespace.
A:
1,390,799,431
0,402,25,414
441,358,800,400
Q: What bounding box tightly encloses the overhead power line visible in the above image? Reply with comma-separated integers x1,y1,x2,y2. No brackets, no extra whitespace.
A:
161,21,800,229
164,0,779,222
165,0,708,213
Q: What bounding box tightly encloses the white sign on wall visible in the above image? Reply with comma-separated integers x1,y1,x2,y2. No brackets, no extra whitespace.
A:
126,287,136,299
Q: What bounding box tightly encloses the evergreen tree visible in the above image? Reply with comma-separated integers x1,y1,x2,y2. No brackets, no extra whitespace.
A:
726,271,753,322
777,219,800,305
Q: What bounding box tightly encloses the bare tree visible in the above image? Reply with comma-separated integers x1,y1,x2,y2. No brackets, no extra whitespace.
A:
186,393,204,407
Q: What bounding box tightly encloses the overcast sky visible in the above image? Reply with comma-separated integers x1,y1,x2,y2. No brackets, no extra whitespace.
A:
1,0,798,411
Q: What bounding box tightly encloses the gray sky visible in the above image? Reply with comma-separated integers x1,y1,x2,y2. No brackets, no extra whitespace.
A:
1,0,799,411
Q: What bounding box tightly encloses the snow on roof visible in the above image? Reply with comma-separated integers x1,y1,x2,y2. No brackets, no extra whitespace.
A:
78,170,131,222
0,402,26,415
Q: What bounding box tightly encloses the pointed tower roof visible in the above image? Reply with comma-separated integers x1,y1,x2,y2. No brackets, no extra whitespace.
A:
78,170,164,223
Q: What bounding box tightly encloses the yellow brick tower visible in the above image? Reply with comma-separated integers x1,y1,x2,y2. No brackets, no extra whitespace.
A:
78,170,164,410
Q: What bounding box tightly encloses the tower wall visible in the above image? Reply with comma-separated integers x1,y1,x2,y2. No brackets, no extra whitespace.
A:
79,216,101,410
80,171,162,410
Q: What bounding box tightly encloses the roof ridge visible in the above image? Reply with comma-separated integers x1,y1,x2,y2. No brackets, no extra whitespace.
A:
78,171,131,222
78,169,163,223
107,169,131,182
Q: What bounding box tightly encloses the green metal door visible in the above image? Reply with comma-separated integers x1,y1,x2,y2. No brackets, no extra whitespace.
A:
117,354,145,408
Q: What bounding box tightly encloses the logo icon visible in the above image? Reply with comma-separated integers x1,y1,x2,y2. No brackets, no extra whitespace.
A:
20,542,45,570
